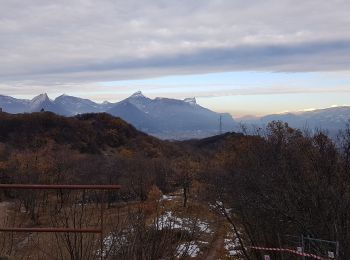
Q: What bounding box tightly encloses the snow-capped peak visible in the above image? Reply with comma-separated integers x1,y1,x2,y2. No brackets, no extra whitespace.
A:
31,93,50,103
184,97,197,105
129,91,146,99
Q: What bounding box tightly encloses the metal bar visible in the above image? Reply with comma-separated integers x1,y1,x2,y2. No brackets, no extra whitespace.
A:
100,192,105,260
249,246,329,260
336,241,339,260
304,237,338,245
302,234,305,260
0,227,102,233
0,184,121,190
277,233,284,260
0,183,118,253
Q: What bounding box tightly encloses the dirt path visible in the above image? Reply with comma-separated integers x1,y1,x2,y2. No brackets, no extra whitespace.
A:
0,201,12,224
205,235,224,260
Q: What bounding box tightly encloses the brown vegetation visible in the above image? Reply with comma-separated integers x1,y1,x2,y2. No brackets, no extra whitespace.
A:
0,113,349,259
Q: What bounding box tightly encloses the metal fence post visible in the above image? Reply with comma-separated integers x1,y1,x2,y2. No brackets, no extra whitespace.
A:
301,234,305,260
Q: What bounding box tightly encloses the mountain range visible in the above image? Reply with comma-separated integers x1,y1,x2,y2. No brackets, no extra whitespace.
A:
0,92,236,139
2,92,350,139
240,106,350,135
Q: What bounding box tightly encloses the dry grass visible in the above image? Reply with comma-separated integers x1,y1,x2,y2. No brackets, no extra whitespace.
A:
0,191,243,259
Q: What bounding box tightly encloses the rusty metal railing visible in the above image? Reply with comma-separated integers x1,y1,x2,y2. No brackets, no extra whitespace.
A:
0,184,121,259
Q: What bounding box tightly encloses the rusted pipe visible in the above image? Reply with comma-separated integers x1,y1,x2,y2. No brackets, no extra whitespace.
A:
0,227,102,233
0,184,121,190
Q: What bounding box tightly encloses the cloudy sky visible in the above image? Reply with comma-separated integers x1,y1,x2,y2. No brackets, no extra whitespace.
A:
1,0,350,116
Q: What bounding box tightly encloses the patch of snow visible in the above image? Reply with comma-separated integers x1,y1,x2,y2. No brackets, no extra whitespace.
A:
160,194,177,201
31,93,50,102
183,97,197,105
130,91,146,98
156,211,212,234
213,201,233,215
176,241,200,258
224,232,241,257
97,230,129,257
197,220,212,233
157,211,189,231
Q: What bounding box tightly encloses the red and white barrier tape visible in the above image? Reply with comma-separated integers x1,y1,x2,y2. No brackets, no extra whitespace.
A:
249,246,331,260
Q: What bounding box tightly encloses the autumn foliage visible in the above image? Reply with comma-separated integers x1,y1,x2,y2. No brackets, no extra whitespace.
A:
1,113,350,258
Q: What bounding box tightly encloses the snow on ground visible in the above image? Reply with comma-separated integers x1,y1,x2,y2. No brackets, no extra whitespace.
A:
156,211,212,234
97,231,129,257
211,201,232,214
160,194,177,201
0,201,12,224
197,220,212,233
176,241,200,258
224,232,241,257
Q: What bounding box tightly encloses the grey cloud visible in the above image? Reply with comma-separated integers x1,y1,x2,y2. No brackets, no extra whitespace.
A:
1,0,350,86
4,39,350,81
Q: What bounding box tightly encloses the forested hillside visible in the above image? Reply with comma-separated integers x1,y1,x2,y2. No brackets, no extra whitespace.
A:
0,113,349,259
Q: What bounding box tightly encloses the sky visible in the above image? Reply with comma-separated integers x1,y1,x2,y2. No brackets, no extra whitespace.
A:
1,0,350,117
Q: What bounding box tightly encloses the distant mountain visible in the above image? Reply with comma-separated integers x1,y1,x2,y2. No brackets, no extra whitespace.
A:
118,91,235,135
107,100,158,132
241,106,350,134
29,93,70,115
125,91,153,111
0,93,68,114
0,95,29,113
106,91,237,138
54,94,102,114
0,92,236,139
